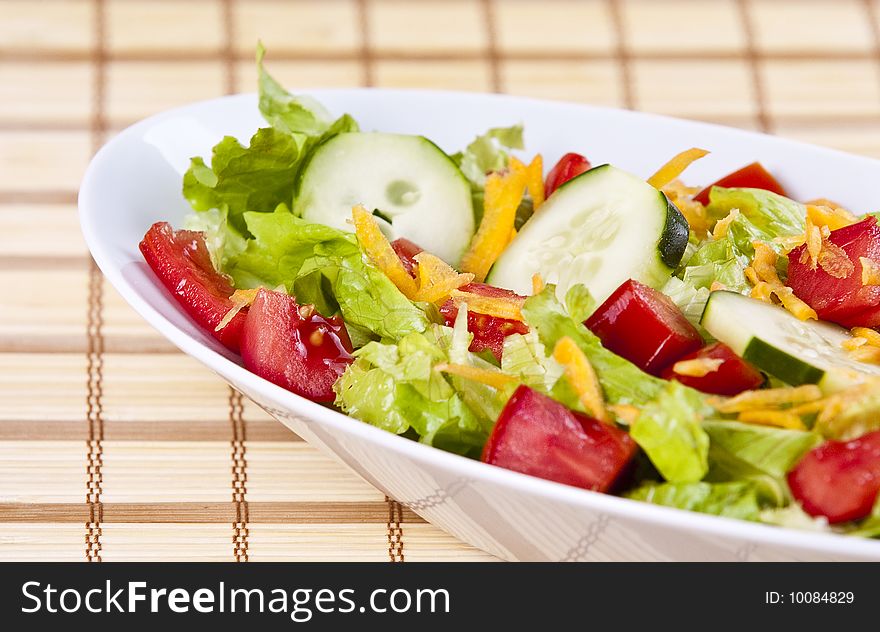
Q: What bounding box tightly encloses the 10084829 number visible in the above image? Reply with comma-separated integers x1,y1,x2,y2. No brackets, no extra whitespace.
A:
789,592,854,604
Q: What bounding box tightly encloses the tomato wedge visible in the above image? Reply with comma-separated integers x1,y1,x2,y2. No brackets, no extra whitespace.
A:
693,162,787,206
788,430,880,524
391,237,424,277
241,288,354,403
585,279,704,376
439,283,528,361
544,152,591,198
482,385,637,492
787,217,880,327
139,221,246,351
661,342,764,396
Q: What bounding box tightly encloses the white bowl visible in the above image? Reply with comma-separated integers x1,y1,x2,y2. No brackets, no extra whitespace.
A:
80,90,880,561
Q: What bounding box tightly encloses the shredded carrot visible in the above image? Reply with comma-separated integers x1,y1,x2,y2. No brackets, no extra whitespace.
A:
805,202,859,230
216,288,260,332
531,272,545,295
411,252,474,303
861,257,880,286
520,154,545,209
749,242,818,320
434,362,516,389
647,147,709,190
671,358,724,378
552,336,608,423
459,159,528,282
711,384,823,413
712,208,740,240
737,410,807,431
787,399,829,416
709,281,727,292
851,327,880,347
450,288,525,321
848,346,880,364
842,336,869,351
352,205,419,299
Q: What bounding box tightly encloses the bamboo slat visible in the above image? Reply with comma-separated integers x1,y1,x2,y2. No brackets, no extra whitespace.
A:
2,0,879,563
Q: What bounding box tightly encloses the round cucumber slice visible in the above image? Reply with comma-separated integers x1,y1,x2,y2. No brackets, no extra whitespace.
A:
701,290,880,391
487,164,688,304
295,132,474,266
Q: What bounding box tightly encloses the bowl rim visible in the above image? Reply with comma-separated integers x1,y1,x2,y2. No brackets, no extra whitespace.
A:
79,88,880,559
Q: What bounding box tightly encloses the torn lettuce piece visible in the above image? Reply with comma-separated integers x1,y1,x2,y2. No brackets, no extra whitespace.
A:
625,481,761,521
703,420,821,505
630,381,712,483
333,328,494,456
183,127,303,234
183,206,247,271
257,42,334,137
229,206,428,342
184,47,358,234
706,187,806,251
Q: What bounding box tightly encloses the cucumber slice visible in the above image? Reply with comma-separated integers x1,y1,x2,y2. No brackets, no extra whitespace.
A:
295,132,474,265
701,290,880,391
487,164,688,304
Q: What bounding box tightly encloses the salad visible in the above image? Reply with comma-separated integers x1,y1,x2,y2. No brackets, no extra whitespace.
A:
140,47,880,539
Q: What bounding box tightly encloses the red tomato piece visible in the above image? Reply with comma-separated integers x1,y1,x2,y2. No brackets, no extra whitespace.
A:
482,385,637,492
660,342,764,396
787,217,880,327
390,237,423,277
585,279,704,376
241,288,354,403
544,152,591,197
439,282,528,361
693,162,787,206
788,430,880,524
139,221,246,351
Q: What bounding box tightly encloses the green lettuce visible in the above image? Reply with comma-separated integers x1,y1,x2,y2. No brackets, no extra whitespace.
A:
183,207,247,270
706,187,806,253
703,420,821,505
630,381,711,483
625,481,761,521
452,124,524,188
229,207,428,342
184,46,358,235
183,127,303,234
257,42,334,137
333,328,493,456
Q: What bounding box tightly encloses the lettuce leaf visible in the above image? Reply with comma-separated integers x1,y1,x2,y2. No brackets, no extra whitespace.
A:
703,420,821,505
630,381,711,483
183,127,302,234
184,47,358,235
625,481,761,521
452,124,524,188
257,42,334,137
706,187,805,251
333,328,493,456
230,207,428,341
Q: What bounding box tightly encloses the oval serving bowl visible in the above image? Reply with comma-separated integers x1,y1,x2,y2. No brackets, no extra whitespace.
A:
80,90,880,561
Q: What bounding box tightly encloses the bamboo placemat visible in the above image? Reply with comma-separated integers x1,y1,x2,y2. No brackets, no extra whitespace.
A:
2,0,880,562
